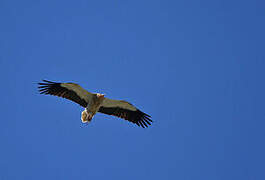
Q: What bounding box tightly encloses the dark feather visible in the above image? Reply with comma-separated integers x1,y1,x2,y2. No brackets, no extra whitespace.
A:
98,107,152,128
38,80,88,107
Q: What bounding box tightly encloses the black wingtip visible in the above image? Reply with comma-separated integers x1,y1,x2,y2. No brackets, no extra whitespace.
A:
37,80,59,94
135,110,152,128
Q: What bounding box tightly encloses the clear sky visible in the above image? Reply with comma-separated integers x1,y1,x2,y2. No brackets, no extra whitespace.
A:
0,0,265,179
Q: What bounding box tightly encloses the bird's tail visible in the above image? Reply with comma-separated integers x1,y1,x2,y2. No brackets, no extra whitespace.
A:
81,110,93,123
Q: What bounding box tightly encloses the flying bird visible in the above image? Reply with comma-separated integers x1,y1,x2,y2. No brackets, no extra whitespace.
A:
38,80,152,128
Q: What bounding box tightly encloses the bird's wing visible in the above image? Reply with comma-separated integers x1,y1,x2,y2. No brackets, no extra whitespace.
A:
98,98,152,128
38,80,93,107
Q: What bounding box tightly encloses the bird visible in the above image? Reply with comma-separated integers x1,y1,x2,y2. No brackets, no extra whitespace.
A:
38,80,152,128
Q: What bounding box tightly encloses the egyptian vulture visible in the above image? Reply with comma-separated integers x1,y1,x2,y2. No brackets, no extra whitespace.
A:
38,80,152,128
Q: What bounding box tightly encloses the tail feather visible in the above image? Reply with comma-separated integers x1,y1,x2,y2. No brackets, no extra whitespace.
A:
81,110,93,123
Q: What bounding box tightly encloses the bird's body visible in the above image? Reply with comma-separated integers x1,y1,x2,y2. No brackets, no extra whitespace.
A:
81,93,105,123
38,80,152,128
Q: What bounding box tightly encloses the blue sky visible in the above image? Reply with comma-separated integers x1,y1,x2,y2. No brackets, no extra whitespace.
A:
1,0,265,179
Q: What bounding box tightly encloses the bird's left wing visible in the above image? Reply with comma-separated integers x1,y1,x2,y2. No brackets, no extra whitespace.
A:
98,98,152,128
38,80,92,107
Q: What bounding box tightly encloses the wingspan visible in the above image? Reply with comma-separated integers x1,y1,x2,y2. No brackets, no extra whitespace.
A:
38,80,92,107
98,98,152,128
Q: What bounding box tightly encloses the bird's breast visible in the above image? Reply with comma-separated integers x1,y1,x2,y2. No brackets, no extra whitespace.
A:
87,95,104,114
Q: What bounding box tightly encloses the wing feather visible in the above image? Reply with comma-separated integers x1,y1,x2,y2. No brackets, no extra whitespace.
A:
38,80,92,107
98,98,152,128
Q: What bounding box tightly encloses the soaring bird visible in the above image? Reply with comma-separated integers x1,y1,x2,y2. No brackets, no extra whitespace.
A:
38,80,152,128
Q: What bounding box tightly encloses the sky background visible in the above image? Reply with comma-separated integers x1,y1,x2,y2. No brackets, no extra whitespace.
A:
0,0,265,179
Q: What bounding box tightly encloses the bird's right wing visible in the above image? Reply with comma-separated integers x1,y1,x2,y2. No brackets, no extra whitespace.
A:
98,98,152,128
38,80,93,107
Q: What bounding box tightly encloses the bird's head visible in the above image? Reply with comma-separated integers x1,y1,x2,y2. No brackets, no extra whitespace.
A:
96,93,105,99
